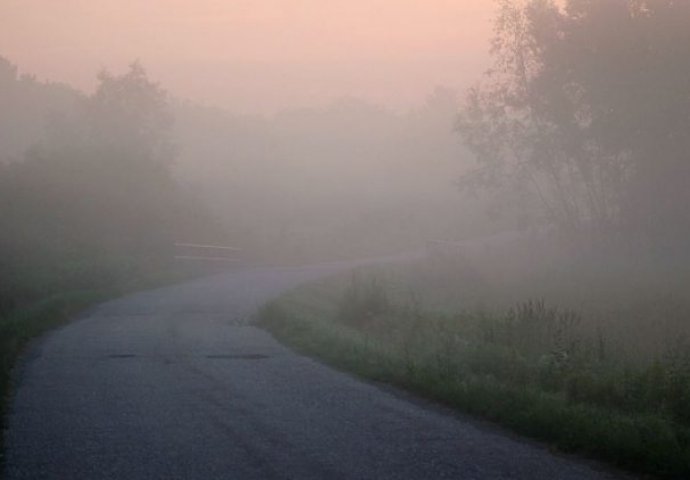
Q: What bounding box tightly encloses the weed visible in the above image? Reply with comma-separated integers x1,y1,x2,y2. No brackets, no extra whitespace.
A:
260,272,690,477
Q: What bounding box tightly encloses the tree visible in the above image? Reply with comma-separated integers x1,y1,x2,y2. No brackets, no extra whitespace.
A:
81,62,225,255
88,62,174,164
0,62,181,284
457,0,690,246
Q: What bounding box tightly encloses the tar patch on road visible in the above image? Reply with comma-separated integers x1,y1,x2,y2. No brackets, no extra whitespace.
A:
205,354,270,360
107,354,137,359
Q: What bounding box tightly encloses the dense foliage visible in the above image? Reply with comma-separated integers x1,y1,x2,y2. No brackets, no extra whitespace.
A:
0,59,218,315
458,0,690,248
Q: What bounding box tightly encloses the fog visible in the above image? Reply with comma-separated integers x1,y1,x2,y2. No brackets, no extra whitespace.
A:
3,0,690,327
2,0,690,325
3,1,690,475
173,89,494,263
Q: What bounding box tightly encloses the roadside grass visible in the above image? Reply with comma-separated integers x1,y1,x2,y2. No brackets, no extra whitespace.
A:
258,270,690,478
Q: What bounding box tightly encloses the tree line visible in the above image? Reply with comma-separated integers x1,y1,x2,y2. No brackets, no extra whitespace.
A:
0,60,219,314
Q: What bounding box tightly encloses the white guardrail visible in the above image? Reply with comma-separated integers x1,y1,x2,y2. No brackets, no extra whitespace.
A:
174,243,242,263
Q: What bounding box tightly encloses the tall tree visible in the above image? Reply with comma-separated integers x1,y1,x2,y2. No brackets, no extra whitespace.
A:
457,0,690,246
88,62,174,164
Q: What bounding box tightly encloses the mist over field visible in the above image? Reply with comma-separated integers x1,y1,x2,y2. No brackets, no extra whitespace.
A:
2,1,690,477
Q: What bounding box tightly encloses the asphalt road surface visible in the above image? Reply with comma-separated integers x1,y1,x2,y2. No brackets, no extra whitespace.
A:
3,265,630,480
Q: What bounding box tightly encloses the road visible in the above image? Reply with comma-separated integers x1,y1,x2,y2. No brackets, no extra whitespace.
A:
3,265,629,479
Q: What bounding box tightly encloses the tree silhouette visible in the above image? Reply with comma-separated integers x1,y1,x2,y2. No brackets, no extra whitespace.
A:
457,0,690,247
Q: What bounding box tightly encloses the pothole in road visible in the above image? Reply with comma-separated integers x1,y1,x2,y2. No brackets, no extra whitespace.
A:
107,354,137,359
205,354,270,360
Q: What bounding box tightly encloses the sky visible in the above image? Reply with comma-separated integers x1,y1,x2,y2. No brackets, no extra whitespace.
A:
0,0,495,115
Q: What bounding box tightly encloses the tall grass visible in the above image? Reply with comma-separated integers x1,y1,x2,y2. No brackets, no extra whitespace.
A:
260,271,690,477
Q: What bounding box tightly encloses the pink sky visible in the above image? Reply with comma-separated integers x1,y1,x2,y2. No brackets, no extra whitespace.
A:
0,1,495,114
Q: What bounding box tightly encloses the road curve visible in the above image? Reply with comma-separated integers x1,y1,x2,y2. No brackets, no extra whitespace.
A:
4,266,629,480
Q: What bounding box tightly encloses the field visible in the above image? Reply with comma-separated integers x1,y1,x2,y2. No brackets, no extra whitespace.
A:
259,245,690,478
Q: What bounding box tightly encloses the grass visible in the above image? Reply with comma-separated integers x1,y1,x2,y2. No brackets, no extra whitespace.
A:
258,269,690,478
